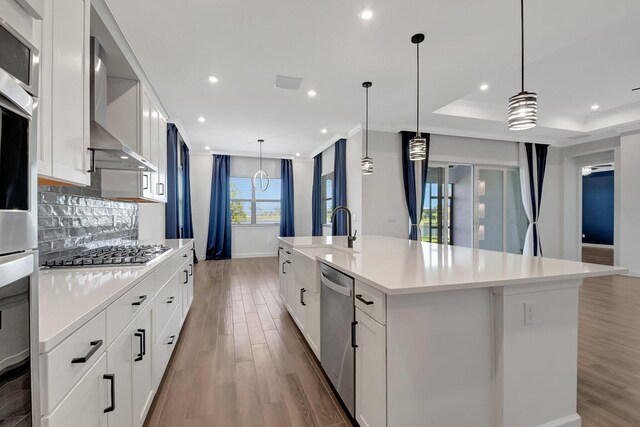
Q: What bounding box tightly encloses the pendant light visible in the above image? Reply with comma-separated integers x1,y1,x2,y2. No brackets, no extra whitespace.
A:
361,81,373,175
252,139,270,192
508,0,537,130
409,33,427,161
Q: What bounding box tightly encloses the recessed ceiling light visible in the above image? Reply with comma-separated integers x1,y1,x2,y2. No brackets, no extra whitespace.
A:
120,155,129,160
480,83,489,91
591,104,600,111
204,146,210,150
208,75,219,84
198,117,206,122
321,128,327,134
360,9,373,20
295,152,300,157
307,90,317,97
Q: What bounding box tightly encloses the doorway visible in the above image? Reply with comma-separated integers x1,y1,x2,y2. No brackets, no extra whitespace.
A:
580,162,615,265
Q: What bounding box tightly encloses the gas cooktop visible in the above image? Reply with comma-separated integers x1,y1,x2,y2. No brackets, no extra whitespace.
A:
42,244,172,268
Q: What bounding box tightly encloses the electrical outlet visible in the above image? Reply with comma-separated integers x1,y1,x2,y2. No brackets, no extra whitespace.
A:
524,301,535,325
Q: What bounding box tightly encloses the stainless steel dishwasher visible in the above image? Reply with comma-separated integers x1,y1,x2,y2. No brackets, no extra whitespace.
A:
320,263,355,418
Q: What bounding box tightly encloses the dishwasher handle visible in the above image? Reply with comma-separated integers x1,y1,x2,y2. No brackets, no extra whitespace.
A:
321,273,352,297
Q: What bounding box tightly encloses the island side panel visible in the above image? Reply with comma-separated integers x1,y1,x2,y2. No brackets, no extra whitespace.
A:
492,280,582,427
386,287,495,427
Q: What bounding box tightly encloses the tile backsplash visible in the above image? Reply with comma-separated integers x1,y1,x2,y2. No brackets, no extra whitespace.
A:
38,172,139,263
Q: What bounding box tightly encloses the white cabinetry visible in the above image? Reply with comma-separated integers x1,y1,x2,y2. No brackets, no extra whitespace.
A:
355,308,387,427
39,0,91,186
101,86,167,202
41,354,108,427
40,242,195,426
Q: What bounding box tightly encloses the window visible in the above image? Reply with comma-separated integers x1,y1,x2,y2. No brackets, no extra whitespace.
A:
421,166,454,244
322,172,334,224
177,136,185,236
230,176,281,225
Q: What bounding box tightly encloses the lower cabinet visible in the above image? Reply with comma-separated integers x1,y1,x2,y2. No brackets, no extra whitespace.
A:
305,289,321,358
153,300,182,390
291,275,308,334
355,308,387,427
107,304,153,427
41,354,108,427
181,257,194,318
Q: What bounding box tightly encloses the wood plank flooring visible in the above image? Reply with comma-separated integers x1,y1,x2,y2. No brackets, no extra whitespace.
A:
144,258,351,427
582,246,614,266
145,257,640,426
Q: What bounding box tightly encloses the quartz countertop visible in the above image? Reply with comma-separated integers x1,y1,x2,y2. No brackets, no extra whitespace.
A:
38,239,194,353
278,235,626,295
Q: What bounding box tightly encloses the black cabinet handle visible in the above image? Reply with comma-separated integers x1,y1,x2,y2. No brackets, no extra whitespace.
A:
286,250,291,255
282,262,286,274
139,328,146,356
189,264,193,276
168,335,176,345
103,374,115,413
278,246,283,250
286,260,291,264
167,296,175,304
71,340,103,364
183,270,188,284
132,295,148,306
351,321,358,348
356,294,374,306
300,288,306,306
134,331,143,362
183,253,188,258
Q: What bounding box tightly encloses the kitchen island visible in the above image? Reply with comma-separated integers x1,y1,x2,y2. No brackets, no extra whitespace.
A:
277,235,626,427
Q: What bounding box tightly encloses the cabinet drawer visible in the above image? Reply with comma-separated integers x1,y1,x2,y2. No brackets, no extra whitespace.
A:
106,275,157,346
153,302,182,389
40,311,106,415
42,353,108,427
355,280,386,325
154,271,181,342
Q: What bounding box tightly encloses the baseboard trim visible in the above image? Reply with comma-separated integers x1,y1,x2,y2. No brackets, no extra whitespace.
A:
624,270,640,278
232,252,277,259
537,414,581,427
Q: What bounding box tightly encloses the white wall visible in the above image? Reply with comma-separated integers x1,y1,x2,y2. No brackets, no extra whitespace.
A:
346,131,363,236
293,159,313,237
430,135,519,167
190,153,213,260
619,133,640,275
321,145,335,236
189,153,311,259
362,131,409,239
137,204,166,242
451,165,473,247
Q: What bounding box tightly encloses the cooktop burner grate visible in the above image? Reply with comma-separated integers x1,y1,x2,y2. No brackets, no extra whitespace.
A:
43,244,171,268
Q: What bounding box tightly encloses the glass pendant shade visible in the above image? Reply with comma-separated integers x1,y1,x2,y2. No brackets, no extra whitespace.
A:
252,139,270,191
361,156,373,175
409,136,427,161
508,91,537,130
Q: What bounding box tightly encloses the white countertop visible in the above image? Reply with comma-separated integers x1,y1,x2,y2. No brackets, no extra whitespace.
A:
278,236,626,295
38,239,193,353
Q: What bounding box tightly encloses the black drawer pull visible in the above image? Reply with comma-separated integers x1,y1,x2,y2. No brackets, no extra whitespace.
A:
71,340,103,364
134,331,144,361
183,270,188,284
189,264,193,276
168,335,176,345
286,250,291,255
167,296,175,304
356,294,374,305
183,253,188,258
132,295,147,306
351,321,358,348
103,374,115,413
300,288,307,306
282,262,286,274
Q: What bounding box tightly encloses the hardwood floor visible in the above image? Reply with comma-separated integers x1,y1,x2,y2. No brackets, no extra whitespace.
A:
144,258,351,427
578,274,640,426
146,257,640,426
582,246,614,266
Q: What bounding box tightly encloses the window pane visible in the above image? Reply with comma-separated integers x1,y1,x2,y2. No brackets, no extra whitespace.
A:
258,178,281,200
231,201,251,224
505,170,528,254
256,201,280,224
421,167,445,243
230,177,252,199
325,199,333,224
478,169,504,252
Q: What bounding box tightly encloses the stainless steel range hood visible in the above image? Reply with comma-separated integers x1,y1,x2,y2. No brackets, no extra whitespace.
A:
88,37,157,172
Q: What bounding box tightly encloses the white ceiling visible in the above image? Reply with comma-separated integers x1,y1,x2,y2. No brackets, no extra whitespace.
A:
105,0,640,156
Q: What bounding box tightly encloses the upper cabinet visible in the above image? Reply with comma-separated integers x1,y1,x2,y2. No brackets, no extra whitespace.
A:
101,84,167,203
39,0,91,186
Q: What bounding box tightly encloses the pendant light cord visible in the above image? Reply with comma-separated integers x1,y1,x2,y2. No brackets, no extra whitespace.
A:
521,0,525,93
365,85,369,156
259,140,263,171
416,40,420,137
